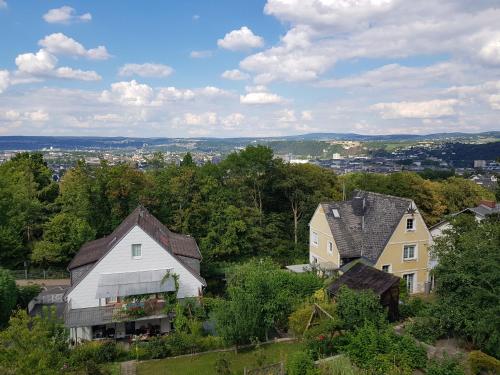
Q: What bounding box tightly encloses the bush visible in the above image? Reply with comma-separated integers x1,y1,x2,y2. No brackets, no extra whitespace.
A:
196,335,225,352
426,355,465,375
468,351,500,375
336,286,386,331
69,341,121,366
287,350,317,375
343,322,427,375
0,268,17,327
289,302,336,338
214,353,232,375
399,297,431,320
406,316,445,344
15,284,42,309
317,355,361,375
145,336,170,359
289,303,314,337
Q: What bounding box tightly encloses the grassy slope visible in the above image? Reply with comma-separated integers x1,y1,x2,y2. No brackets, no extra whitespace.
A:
137,341,303,375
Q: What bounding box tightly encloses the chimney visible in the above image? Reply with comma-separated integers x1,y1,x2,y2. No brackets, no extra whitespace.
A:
352,196,366,230
479,200,496,209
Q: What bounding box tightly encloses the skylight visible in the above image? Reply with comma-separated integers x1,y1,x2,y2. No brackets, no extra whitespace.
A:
332,209,340,218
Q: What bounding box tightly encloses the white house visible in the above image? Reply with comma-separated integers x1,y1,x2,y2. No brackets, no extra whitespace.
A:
64,206,205,341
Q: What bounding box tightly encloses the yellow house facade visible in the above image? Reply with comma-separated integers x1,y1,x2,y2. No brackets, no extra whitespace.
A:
309,190,432,294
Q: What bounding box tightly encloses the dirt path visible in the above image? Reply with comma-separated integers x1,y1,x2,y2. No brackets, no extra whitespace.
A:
121,361,137,375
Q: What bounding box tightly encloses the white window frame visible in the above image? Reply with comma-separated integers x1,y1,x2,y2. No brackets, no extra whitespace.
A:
381,264,391,273
403,272,416,294
131,243,142,259
327,240,334,255
402,244,417,261
311,231,319,247
406,217,416,231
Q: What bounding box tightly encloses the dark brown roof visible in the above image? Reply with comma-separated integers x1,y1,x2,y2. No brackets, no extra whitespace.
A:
68,205,202,271
326,263,400,296
321,190,414,263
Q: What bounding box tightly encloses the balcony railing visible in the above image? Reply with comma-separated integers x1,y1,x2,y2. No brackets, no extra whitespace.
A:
111,298,167,322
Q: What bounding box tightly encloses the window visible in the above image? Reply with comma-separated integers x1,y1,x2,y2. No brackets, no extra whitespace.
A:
403,245,416,260
105,296,119,305
403,273,415,293
406,218,415,231
382,264,391,273
131,244,142,258
311,231,319,247
327,240,333,255
332,209,340,218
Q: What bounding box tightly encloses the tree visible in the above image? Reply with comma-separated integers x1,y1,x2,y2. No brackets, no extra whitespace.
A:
180,152,195,167
431,215,500,357
0,268,17,327
31,213,95,266
214,259,322,345
0,309,69,375
277,163,340,246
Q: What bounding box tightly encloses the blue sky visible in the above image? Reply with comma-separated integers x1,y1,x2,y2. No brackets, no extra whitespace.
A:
0,0,499,137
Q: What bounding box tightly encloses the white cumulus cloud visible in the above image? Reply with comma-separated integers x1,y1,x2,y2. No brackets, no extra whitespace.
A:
15,49,57,74
101,80,154,106
118,63,174,78
0,70,10,93
218,27,264,51
38,33,110,60
221,69,250,80
240,91,284,104
479,35,500,65
371,99,459,119
43,6,91,24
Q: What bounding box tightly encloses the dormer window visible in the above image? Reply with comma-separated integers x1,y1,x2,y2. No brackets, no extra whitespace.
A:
406,218,415,231
132,244,142,259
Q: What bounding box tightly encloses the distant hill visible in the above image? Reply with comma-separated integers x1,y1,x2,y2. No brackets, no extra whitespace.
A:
0,131,499,151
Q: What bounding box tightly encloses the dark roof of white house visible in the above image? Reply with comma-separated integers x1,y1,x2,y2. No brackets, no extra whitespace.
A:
321,190,414,263
69,205,202,271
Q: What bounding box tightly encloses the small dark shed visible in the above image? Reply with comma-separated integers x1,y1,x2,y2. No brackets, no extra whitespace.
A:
326,263,401,321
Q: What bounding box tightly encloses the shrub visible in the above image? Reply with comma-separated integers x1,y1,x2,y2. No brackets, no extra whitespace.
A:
289,303,314,337
0,268,17,327
426,355,465,375
318,355,361,375
15,284,42,309
399,297,431,320
406,316,445,344
196,335,225,352
468,351,500,375
165,331,198,356
214,353,232,375
286,350,317,375
145,336,170,359
69,341,120,366
343,322,427,375
336,286,386,331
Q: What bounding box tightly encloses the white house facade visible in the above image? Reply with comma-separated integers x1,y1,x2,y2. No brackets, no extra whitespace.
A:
64,206,205,341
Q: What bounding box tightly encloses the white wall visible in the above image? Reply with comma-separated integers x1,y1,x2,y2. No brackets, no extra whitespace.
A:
67,225,203,309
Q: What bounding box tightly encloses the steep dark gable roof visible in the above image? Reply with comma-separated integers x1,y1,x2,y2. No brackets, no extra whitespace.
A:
327,263,400,296
322,190,413,263
68,206,202,271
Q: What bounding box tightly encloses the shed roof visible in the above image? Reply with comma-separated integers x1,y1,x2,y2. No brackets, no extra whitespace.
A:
321,190,414,263
326,263,400,296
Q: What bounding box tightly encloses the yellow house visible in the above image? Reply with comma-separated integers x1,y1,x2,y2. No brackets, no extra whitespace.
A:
309,190,432,294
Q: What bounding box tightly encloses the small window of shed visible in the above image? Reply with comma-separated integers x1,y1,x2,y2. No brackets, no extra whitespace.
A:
332,209,340,218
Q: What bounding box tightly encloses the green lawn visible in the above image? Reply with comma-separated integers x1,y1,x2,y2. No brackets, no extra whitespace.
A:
137,341,303,375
